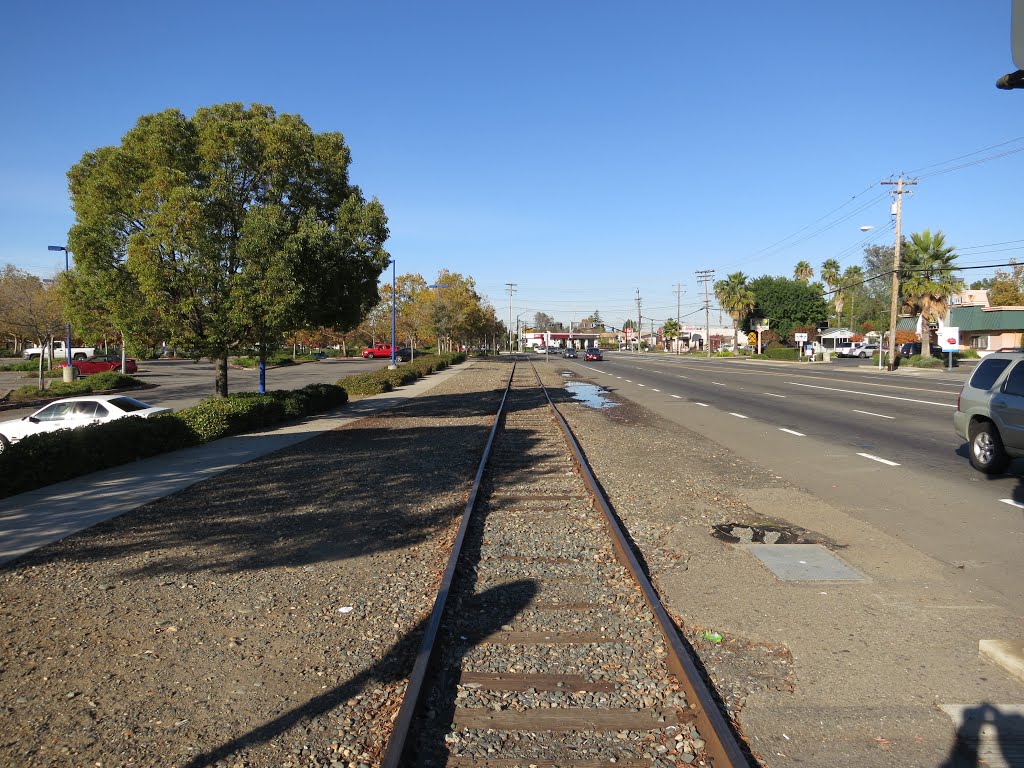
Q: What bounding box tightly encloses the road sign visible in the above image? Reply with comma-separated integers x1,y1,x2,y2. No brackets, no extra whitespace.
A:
941,327,960,352
794,332,808,342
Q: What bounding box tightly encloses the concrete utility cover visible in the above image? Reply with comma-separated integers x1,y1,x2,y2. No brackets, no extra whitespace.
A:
745,544,866,581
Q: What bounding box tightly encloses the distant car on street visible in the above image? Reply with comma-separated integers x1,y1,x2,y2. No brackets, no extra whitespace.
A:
585,348,603,361
562,348,578,358
0,395,172,456
834,342,866,358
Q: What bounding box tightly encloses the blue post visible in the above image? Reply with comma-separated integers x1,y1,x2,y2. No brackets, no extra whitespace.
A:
259,361,266,394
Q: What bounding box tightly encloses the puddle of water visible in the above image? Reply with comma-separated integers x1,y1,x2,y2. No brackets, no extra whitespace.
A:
564,381,617,409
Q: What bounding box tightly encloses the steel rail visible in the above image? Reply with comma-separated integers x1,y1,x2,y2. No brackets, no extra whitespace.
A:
380,361,517,768
531,360,750,768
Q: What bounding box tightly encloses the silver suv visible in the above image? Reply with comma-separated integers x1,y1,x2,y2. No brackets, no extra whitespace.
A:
954,352,1024,473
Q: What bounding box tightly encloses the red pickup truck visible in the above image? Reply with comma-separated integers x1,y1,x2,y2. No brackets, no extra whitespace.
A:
361,344,411,361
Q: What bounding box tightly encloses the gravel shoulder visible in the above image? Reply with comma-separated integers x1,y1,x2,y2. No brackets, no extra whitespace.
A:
0,360,506,768
3,357,1020,768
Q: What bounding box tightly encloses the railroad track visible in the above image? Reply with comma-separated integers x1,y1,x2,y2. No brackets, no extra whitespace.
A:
383,358,747,767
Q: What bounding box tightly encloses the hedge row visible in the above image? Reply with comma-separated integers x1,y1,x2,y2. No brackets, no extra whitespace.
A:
0,354,466,499
0,382,349,499
6,371,142,402
336,352,464,395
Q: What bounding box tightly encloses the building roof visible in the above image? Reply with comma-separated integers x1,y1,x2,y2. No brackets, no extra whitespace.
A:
950,305,1024,332
896,317,918,332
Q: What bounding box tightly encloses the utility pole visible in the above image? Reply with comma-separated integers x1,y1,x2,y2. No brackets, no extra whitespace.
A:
505,283,517,354
635,289,642,351
696,269,714,358
882,177,916,371
674,282,684,354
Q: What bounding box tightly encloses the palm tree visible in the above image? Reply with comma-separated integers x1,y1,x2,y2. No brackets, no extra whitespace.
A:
714,272,756,352
840,265,864,328
794,260,814,283
900,230,964,357
820,259,841,325
663,318,680,353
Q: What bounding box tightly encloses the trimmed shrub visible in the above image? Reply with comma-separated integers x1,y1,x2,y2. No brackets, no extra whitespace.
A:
338,372,392,396
764,346,799,361
907,354,943,368
5,372,144,402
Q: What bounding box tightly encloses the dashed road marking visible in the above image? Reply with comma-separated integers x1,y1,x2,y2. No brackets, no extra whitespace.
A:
695,402,709,407
857,453,900,466
852,409,895,419
729,412,748,419
637,383,646,387
788,382,955,408
765,393,786,398
779,428,805,436
713,382,726,386
625,379,632,382
652,388,660,392
671,394,682,399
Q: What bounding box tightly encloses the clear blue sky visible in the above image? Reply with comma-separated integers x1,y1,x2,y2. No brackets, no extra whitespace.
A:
2,1,1022,330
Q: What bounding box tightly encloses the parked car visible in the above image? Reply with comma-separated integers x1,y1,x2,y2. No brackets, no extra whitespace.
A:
53,354,138,375
899,342,943,358
834,342,865,358
854,344,881,359
0,395,172,456
361,344,410,361
585,347,603,361
953,351,1024,473
562,348,578,358
534,346,548,354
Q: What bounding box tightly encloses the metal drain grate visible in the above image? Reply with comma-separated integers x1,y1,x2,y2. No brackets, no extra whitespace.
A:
745,544,866,581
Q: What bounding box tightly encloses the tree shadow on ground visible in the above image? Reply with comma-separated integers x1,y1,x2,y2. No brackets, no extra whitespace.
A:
181,580,537,768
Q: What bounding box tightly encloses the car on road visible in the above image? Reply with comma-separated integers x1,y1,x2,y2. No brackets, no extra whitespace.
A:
954,351,1024,473
562,348,578,358
585,347,603,361
0,395,172,456
53,354,138,375
533,346,548,354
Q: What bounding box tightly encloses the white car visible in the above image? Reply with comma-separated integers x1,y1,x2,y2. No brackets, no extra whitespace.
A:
834,342,865,358
0,395,172,455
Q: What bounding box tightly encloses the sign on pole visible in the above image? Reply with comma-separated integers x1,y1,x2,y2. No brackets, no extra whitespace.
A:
940,327,960,351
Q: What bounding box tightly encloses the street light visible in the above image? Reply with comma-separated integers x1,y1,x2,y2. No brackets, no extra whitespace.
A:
514,310,529,353
47,245,72,368
389,259,397,369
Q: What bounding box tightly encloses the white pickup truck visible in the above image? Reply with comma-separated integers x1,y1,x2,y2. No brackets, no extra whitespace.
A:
833,342,865,358
22,341,96,361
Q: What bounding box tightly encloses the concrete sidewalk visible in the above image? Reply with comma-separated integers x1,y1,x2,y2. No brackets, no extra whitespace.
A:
0,362,472,567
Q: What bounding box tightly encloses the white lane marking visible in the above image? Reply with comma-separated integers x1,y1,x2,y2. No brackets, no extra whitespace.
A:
679,375,689,379
788,382,955,408
729,412,749,419
625,379,632,382
779,428,805,436
652,388,660,392
616,376,622,379
1000,499,1024,509
857,453,901,466
852,409,895,420
637,383,645,387
765,393,786,398
713,382,726,386
695,402,709,407
671,394,682,399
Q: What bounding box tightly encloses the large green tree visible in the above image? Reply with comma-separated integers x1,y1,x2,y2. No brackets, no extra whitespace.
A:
66,103,389,396
748,275,829,342
900,230,963,356
714,272,757,351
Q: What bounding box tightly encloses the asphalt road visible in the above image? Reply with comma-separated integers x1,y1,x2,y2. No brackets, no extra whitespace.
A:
552,351,1023,613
